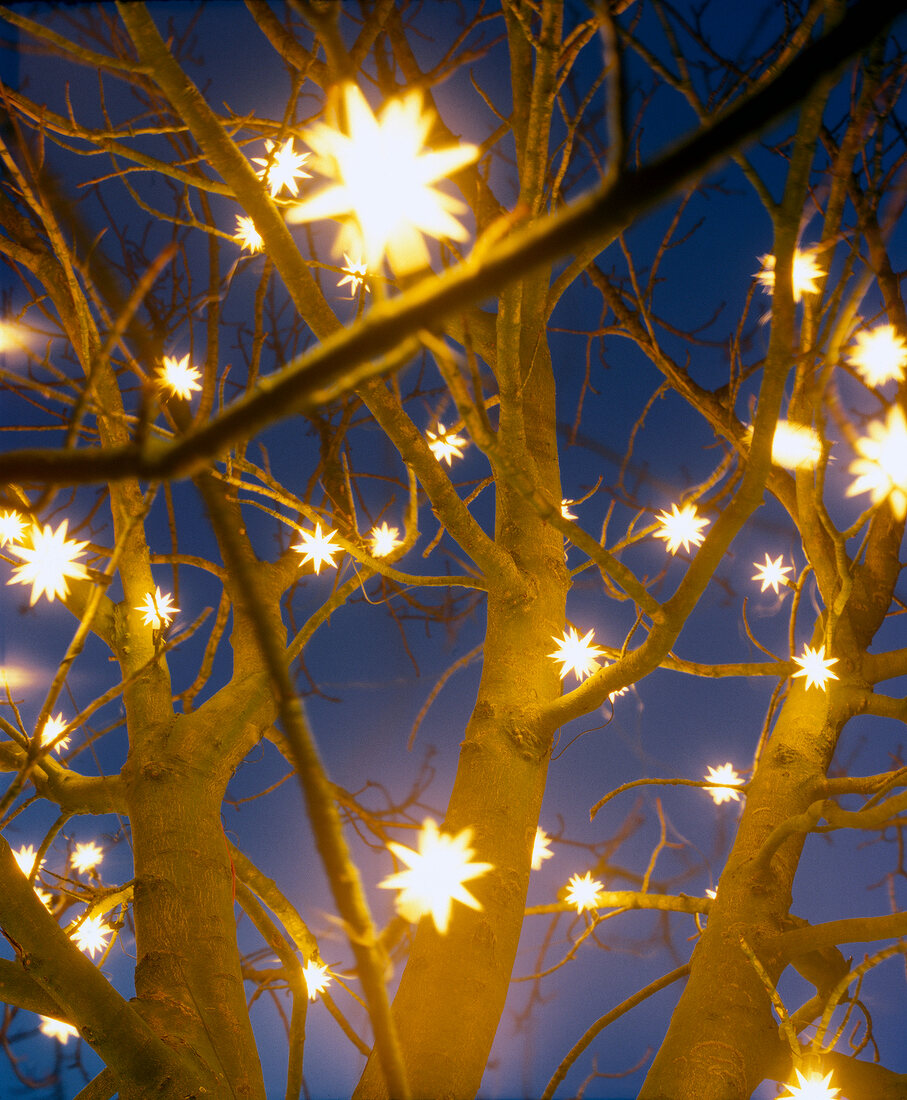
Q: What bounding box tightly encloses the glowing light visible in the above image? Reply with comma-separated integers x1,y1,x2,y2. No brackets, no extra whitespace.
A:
252,137,310,198
337,253,369,296
158,354,201,400
13,845,44,878
426,424,466,465
531,827,554,870
287,84,478,273
378,818,493,934
234,214,263,254
548,626,605,682
38,713,70,754
369,522,401,558
136,587,178,630
565,871,603,914
847,324,906,387
71,841,104,875
655,503,709,555
0,511,26,546
7,521,89,605
752,553,792,594
39,1016,78,1043
756,249,823,301
302,960,332,1001
779,1068,841,1100
847,404,907,520
705,887,717,899
704,763,744,805
560,500,577,520
35,888,54,910
293,523,342,575
70,915,112,958
770,421,822,471
792,644,839,692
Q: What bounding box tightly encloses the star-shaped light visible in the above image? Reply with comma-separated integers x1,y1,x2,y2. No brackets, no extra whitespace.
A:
705,887,718,899
158,354,201,400
35,887,54,909
378,818,493,934
426,424,466,465
39,1016,79,1044
70,914,112,958
13,845,44,878
7,521,89,605
704,763,744,805
548,626,605,682
792,644,839,692
136,587,178,630
234,214,263,254
293,523,342,575
287,84,478,273
847,404,907,520
752,553,792,594
337,253,369,296
847,324,907,388
38,713,70,754
779,1068,841,1100
756,249,823,302
565,871,603,914
560,500,577,520
531,827,554,870
770,420,822,471
302,960,332,1001
369,522,401,558
0,510,26,545
71,841,104,875
655,502,709,555
252,137,310,198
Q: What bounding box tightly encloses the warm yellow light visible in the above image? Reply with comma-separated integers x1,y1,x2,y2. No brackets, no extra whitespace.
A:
531,827,554,870
705,887,717,899
369,522,401,558
654,502,709,555
548,626,605,682
71,841,104,875
779,1068,841,1099
252,137,311,198
158,354,202,400
560,500,577,520
847,404,907,520
293,523,342,575
565,871,603,914
38,713,70,754
39,1016,79,1044
70,914,112,958
337,253,369,296
378,818,493,934
704,763,744,805
302,960,332,1001
847,324,907,387
13,844,43,878
756,249,823,301
752,553,792,594
770,420,822,471
287,84,478,273
426,423,466,465
7,521,89,605
0,510,26,546
792,643,839,692
35,887,54,910
136,587,178,630
234,214,263,254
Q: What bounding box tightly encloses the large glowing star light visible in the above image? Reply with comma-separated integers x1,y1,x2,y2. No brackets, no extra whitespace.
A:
752,553,792,594
0,510,25,545
39,1017,79,1044
756,249,823,301
549,626,605,682
704,763,744,805
426,424,466,465
234,214,263,254
7,521,89,604
136,587,178,630
792,644,839,692
655,502,709,555
780,1068,841,1100
847,404,907,520
566,871,603,913
287,84,478,273
302,960,332,1001
70,915,112,958
71,841,104,875
770,421,822,471
158,354,201,400
369,522,401,558
293,523,342,574
531,827,554,870
378,818,492,934
252,137,310,198
847,323,907,387
39,714,70,754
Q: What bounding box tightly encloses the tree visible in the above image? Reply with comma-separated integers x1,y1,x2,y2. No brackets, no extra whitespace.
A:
0,2,906,1098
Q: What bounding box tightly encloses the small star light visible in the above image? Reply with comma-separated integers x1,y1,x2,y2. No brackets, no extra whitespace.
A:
705,887,718,899
752,553,792,594
426,424,466,465
13,845,44,878
378,818,493,934
293,523,342,575
158,354,202,400
704,763,744,805
234,214,263,254
780,1068,841,1100
369,522,401,558
549,626,606,682
71,841,104,875
252,137,310,198
756,249,823,302
0,511,25,546
39,1017,79,1044
655,503,709,555
560,500,577,520
7,521,89,605
337,253,369,296
565,871,603,914
847,324,907,388
302,960,332,1001
39,713,70,754
771,421,822,471
70,914,112,959
286,84,479,274
531,827,554,870
136,587,178,630
792,644,839,692
846,404,907,520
